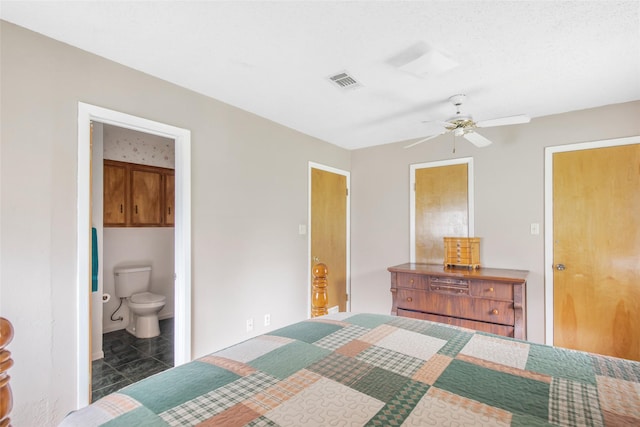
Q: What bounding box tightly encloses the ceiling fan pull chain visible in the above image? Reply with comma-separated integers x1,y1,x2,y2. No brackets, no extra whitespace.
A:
452,134,456,154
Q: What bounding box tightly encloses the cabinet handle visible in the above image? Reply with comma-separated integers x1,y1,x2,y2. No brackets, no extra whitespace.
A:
135,205,138,214
491,309,499,315
406,297,413,302
168,207,171,215
120,204,123,213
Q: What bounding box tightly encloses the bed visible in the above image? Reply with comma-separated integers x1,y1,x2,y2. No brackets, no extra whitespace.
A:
61,312,640,426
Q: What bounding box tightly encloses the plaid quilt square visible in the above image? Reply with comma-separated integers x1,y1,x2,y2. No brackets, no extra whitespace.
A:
314,324,369,351
549,377,604,427
160,371,279,426
307,352,374,386
356,345,425,377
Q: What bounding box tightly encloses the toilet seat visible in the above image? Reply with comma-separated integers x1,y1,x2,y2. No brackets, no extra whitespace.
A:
130,292,166,304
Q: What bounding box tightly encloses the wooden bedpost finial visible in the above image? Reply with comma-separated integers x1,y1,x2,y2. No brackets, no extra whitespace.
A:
311,263,329,318
0,317,14,427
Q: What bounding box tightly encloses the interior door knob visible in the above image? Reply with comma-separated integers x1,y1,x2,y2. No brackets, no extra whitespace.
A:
555,264,566,271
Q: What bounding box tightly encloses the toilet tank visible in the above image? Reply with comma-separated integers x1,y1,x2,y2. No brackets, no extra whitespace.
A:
114,266,152,298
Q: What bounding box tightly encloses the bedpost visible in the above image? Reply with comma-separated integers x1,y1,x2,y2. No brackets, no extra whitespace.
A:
311,263,329,317
0,317,14,427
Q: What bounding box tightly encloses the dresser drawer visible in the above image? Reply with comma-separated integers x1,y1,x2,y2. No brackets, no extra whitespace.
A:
395,273,429,289
469,281,514,301
398,309,515,337
430,277,470,295
396,289,515,326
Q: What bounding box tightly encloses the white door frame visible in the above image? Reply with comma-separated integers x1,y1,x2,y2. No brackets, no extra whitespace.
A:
76,102,192,408
409,157,475,262
544,135,640,345
308,162,351,316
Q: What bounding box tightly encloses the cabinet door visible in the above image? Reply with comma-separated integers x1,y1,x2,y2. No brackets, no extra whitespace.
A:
104,163,127,225
131,169,162,225
165,173,175,226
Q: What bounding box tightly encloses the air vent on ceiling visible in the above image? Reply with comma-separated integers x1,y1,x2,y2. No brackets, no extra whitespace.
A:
327,71,362,90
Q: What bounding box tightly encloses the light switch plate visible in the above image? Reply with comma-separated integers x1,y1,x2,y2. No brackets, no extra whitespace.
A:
530,223,540,235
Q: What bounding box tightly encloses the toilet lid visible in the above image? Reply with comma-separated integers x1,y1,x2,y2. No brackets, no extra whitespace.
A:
130,292,166,304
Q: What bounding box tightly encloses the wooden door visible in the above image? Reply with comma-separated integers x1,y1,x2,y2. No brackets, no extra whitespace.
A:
553,143,640,360
131,169,162,225
165,173,175,226
103,162,127,226
311,167,348,312
415,164,469,263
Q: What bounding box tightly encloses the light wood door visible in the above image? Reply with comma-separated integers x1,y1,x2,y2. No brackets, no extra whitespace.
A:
131,169,162,225
415,164,468,263
311,168,348,312
553,143,640,360
165,173,175,226
103,163,127,226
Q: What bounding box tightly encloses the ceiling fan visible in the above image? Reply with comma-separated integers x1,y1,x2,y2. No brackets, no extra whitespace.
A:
404,94,530,148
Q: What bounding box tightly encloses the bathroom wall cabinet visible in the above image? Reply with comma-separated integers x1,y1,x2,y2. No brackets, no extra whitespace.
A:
104,160,175,227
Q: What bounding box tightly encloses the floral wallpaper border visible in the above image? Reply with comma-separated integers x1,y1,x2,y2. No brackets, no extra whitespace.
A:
103,123,175,169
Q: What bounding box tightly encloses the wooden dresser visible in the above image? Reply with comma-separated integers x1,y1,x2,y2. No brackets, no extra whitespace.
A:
389,263,527,339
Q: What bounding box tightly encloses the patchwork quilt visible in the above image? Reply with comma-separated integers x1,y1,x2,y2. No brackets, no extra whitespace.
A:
61,313,640,426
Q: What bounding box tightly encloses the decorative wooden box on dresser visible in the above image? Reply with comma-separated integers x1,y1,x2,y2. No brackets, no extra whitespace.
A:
389,263,528,339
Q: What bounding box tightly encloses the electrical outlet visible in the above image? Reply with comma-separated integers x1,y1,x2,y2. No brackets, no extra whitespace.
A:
264,314,271,326
246,318,254,332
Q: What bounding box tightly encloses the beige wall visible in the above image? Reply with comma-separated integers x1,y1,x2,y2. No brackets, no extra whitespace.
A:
350,100,640,344
0,21,349,425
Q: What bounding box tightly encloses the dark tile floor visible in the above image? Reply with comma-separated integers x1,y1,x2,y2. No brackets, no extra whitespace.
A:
91,318,174,402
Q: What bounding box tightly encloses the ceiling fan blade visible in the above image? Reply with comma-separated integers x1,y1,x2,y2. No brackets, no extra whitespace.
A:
476,114,530,128
404,132,445,149
421,120,451,127
463,131,493,147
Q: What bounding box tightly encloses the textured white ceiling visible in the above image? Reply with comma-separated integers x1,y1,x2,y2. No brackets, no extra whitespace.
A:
2,1,639,149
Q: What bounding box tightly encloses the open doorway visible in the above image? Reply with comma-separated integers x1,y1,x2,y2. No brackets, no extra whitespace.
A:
91,123,177,400
76,103,191,408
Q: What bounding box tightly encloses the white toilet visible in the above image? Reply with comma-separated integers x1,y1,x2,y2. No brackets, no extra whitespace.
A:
114,265,166,339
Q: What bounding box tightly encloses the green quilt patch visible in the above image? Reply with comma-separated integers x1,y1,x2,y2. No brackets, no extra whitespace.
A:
249,340,331,379
526,344,597,385
344,313,394,329
435,359,549,419
351,366,411,402
121,361,240,414
269,320,341,343
365,379,430,426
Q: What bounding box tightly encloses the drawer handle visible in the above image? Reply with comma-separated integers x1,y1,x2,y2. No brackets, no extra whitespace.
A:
488,287,494,292
409,279,414,284
406,297,413,302
491,309,499,315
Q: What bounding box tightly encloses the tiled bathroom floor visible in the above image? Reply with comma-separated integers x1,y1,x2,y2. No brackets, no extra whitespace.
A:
91,318,174,402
